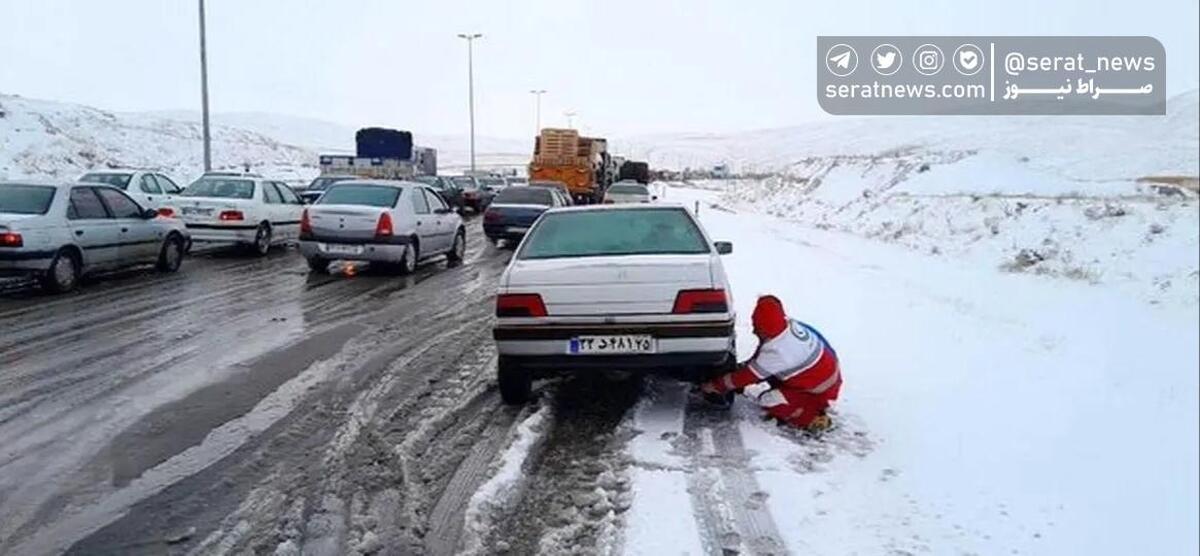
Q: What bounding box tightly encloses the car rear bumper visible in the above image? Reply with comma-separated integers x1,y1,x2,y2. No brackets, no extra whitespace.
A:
184,224,258,244
494,320,735,380
483,224,532,239
298,239,410,263
0,249,55,273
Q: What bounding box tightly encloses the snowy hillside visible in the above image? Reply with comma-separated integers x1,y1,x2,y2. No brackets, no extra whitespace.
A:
0,94,315,184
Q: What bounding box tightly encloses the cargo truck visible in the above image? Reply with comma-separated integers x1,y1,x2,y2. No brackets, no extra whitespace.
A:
317,127,437,180
618,161,651,184
527,128,617,204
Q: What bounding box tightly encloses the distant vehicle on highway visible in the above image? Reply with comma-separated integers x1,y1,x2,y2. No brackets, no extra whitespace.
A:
603,181,655,204
450,175,496,213
482,186,567,244
299,180,465,273
505,176,529,187
77,170,185,216
477,176,508,192
492,204,736,404
528,180,573,206
178,174,304,255
0,182,189,292
412,175,464,209
298,174,357,204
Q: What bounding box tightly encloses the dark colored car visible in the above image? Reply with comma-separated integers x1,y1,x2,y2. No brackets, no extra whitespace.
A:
482,186,565,243
298,175,357,204
452,175,496,213
529,180,573,206
413,175,463,209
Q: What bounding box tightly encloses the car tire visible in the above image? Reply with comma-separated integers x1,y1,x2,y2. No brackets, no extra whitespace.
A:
252,223,272,256
498,356,531,405
446,229,466,264
398,238,418,274
41,248,80,293
306,256,329,273
156,235,184,273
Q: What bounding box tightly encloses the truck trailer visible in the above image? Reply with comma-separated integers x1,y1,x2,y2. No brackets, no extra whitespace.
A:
527,128,616,204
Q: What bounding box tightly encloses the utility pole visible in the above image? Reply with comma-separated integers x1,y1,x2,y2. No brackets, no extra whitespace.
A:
529,89,546,134
198,0,212,171
564,110,577,128
457,33,482,172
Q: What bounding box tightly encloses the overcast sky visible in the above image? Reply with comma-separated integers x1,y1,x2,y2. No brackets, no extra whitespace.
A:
1,0,1197,138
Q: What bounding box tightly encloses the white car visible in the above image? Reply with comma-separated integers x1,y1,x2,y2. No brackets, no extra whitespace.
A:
492,204,735,404
298,180,465,273
177,173,304,255
0,181,189,292
78,169,186,215
603,181,655,204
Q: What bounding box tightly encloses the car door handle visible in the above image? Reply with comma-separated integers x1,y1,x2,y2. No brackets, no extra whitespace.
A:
121,227,129,233
416,221,422,226
75,230,84,236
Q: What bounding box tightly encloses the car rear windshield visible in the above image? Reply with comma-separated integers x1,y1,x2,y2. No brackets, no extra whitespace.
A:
609,184,649,194
451,177,477,189
308,176,355,191
518,208,710,260
479,178,505,187
317,184,400,207
182,178,255,199
494,187,553,205
0,184,57,215
79,173,133,189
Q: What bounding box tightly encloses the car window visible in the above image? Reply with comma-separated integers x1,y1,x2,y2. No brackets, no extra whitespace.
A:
494,187,554,206
423,188,447,211
518,208,710,260
409,187,430,214
69,187,112,219
263,182,283,204
0,184,57,215
79,173,133,189
157,174,183,194
95,187,144,218
182,178,256,199
139,175,163,194
276,183,303,204
317,184,401,207
609,184,649,195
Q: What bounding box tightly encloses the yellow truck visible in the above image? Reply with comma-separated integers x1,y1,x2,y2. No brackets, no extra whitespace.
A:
528,128,617,204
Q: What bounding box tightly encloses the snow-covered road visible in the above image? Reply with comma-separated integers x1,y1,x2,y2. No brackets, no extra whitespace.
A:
615,187,1198,555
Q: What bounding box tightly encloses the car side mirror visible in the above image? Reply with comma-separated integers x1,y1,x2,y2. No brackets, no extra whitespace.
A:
714,241,733,255
142,208,159,219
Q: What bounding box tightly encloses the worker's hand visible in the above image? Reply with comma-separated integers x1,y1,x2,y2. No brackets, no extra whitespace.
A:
699,380,722,395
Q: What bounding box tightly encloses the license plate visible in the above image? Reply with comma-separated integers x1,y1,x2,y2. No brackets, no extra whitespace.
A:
182,207,212,215
506,226,529,234
322,243,363,255
568,335,655,355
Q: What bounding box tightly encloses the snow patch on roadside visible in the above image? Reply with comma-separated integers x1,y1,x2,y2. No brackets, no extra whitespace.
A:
459,401,553,555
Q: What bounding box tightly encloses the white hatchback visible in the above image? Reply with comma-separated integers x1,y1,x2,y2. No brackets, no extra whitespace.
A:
177,173,305,255
492,204,735,404
78,169,186,215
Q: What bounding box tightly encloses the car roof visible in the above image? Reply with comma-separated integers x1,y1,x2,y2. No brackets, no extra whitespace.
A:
315,174,359,179
543,203,684,215
2,180,109,189
330,179,426,189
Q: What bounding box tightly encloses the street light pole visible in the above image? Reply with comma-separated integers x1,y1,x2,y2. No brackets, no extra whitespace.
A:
457,33,482,172
564,110,577,128
529,89,546,134
198,0,212,172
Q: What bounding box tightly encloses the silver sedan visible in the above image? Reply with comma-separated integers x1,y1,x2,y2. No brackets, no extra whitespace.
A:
0,181,191,292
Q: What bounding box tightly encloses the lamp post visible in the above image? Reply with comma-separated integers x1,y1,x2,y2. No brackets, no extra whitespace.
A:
529,89,546,134
198,0,212,171
457,33,482,172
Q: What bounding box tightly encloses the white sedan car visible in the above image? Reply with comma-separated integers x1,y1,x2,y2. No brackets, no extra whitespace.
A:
492,204,735,404
78,169,186,215
177,173,305,255
0,181,189,292
298,180,465,273
603,181,655,204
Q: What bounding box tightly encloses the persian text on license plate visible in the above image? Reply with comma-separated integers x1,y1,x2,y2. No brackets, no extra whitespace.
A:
568,335,655,355
182,207,212,215
323,243,363,255
506,226,529,234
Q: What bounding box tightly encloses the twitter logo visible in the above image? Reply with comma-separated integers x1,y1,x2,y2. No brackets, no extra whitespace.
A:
871,44,902,76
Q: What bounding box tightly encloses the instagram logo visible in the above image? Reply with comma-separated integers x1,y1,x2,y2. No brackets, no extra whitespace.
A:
914,44,944,76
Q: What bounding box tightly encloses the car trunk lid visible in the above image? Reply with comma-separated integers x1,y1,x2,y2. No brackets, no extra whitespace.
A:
308,204,389,241
505,254,713,315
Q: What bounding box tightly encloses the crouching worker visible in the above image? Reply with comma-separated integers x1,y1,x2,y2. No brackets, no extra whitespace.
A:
701,295,842,432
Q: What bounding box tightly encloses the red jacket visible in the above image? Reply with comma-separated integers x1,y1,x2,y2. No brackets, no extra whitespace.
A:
711,319,841,400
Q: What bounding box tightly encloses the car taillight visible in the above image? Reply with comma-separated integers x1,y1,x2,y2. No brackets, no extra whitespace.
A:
672,289,728,314
219,210,244,221
483,209,500,223
375,212,393,237
0,231,22,248
156,207,175,218
300,208,312,236
496,293,548,317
